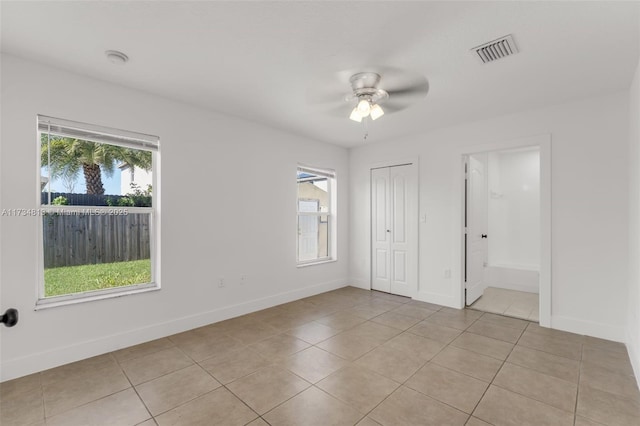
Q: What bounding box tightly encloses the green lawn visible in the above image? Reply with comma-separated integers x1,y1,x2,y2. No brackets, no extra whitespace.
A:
44,259,151,297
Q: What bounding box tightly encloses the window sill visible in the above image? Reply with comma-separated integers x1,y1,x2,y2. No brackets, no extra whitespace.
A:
297,258,337,268
35,283,159,311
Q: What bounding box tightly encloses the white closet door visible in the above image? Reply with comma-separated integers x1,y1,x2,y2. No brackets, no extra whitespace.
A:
371,164,417,297
371,167,391,293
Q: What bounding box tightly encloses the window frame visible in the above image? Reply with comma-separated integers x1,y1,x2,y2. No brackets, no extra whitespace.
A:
35,115,160,308
296,165,336,266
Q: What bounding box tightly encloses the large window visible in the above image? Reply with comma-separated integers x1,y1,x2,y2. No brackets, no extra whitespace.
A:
37,115,159,306
297,165,336,265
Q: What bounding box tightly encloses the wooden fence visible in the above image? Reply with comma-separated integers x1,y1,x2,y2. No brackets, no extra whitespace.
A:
43,213,150,268
41,192,151,207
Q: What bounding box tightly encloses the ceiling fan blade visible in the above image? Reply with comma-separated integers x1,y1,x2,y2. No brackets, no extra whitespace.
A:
386,81,429,97
306,67,428,115
386,87,428,105
318,104,353,118
379,101,410,114
306,69,357,106
378,91,426,115
378,67,426,89
307,88,349,106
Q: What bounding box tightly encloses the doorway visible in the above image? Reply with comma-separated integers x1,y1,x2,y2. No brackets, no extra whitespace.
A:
371,163,418,298
464,146,542,322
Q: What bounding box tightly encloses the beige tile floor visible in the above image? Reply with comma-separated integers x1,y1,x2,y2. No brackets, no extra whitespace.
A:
469,287,540,321
2,286,639,426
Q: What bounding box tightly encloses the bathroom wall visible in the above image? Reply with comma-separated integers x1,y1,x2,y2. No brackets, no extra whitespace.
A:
487,147,541,270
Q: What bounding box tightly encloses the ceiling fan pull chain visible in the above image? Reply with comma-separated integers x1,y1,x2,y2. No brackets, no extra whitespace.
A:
362,117,369,140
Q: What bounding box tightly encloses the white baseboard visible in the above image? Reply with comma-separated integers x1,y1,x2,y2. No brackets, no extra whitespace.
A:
485,266,539,294
551,315,626,343
626,329,640,389
348,278,370,290
414,291,462,309
488,283,539,294
0,278,348,382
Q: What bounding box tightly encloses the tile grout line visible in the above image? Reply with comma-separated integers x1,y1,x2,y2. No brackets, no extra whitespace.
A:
218,382,263,424
516,326,585,363
208,332,341,424
470,320,590,423
468,315,526,422
112,350,155,424
193,342,271,424
124,341,235,421
41,353,142,421
574,341,584,426
18,288,635,426
352,313,484,425
256,299,443,425
38,370,46,423
138,297,389,422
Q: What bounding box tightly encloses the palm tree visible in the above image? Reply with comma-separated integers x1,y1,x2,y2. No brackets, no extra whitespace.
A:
41,136,152,195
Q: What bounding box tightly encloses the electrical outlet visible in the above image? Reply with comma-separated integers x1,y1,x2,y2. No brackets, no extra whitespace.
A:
218,277,225,288
240,275,247,285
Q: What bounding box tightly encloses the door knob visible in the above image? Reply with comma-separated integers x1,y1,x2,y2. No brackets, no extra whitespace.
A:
0,308,18,327
481,234,488,238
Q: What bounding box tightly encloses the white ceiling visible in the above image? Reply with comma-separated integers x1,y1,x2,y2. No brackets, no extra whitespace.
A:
2,1,639,147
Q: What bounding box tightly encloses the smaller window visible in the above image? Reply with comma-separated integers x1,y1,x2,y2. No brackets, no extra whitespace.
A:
297,165,336,265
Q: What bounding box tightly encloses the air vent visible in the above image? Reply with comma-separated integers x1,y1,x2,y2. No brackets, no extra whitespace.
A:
472,35,519,64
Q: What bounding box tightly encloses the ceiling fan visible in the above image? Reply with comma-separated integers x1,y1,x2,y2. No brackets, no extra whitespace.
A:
308,67,429,125
346,72,390,122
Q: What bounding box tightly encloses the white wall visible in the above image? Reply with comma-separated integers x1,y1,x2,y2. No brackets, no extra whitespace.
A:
627,56,640,382
0,54,350,381
487,148,540,269
120,166,153,196
350,91,629,342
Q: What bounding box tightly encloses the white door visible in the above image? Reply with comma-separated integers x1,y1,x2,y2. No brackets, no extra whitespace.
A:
465,154,489,305
371,164,417,297
298,200,319,261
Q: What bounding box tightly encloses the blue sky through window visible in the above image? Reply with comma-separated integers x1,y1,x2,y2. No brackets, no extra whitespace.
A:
41,167,122,195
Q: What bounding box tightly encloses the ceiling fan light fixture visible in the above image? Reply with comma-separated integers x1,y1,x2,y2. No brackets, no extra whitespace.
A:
356,99,371,116
313,69,427,138
349,107,363,122
370,103,384,120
